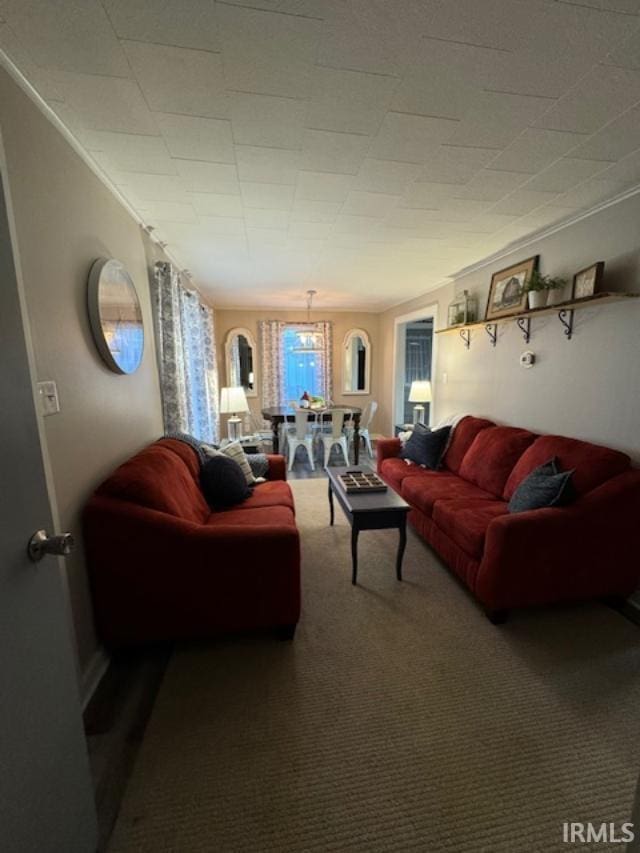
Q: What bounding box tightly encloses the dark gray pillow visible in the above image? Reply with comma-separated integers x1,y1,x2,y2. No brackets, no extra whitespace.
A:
200,455,252,510
247,453,269,480
508,458,575,513
400,424,451,470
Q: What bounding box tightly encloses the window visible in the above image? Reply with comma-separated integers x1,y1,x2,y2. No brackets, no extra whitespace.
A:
282,325,326,404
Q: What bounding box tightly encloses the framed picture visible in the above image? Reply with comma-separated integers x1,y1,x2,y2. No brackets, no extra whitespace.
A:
485,256,538,320
572,261,604,300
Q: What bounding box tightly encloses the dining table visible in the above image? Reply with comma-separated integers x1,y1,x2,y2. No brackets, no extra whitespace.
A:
262,405,363,463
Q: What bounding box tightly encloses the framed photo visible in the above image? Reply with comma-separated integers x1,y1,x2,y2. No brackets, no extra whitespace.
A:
572,261,604,300
485,256,538,320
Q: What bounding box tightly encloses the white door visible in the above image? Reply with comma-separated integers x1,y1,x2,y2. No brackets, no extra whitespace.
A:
0,164,97,849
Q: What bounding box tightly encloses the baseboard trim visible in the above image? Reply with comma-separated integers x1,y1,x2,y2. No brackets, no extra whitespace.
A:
81,646,110,711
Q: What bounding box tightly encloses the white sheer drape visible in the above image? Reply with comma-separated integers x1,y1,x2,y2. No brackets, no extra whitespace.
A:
152,261,219,443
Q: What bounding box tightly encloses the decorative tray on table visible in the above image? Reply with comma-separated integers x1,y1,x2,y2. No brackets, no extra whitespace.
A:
338,470,388,493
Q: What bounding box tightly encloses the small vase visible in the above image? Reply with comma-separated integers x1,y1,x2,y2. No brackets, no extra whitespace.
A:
528,290,547,310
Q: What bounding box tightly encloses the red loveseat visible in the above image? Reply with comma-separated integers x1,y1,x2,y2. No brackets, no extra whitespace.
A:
84,439,300,647
378,417,640,621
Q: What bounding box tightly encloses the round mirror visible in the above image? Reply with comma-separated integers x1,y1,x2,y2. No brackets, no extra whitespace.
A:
88,258,144,374
343,328,370,395
225,327,257,397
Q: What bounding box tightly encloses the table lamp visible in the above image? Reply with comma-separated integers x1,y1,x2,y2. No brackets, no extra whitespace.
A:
220,386,249,441
409,380,432,425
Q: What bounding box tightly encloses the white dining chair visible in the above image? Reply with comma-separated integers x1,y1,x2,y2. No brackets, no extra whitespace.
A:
347,400,377,458
287,410,316,471
279,402,299,454
310,407,329,438
317,408,350,468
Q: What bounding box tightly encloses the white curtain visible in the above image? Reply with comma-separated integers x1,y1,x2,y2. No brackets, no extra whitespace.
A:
259,319,286,409
152,262,219,443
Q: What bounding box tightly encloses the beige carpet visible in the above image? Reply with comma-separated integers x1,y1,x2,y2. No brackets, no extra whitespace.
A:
109,478,640,853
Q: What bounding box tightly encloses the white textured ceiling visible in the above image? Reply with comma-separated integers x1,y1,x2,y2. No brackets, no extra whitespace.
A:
2,0,640,310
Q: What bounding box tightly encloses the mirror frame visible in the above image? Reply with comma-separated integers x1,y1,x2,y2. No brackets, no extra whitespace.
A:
87,257,144,375
225,327,258,398
342,328,371,396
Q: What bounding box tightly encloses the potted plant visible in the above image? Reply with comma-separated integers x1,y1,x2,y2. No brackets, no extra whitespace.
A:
547,275,569,306
524,271,568,310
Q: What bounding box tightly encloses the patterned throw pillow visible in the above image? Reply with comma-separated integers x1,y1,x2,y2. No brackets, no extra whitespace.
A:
508,458,575,513
219,441,257,486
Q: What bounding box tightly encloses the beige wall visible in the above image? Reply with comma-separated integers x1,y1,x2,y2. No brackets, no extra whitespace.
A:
215,309,380,434
4,49,639,689
379,193,640,461
0,68,164,684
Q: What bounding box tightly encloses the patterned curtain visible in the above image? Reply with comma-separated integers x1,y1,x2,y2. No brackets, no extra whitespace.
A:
152,262,219,443
317,321,333,403
259,319,285,409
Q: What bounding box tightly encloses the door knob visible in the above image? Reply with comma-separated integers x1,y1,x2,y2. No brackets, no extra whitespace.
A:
28,529,74,562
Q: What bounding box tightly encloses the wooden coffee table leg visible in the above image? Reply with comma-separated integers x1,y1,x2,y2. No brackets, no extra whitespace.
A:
351,524,359,585
328,480,334,526
396,515,407,581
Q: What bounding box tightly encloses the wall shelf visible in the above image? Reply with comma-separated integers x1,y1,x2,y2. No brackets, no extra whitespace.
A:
435,292,639,347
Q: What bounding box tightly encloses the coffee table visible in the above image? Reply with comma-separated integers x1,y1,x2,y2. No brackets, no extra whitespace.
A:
326,466,410,585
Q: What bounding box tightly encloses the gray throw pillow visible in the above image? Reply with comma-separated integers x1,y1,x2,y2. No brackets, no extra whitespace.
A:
508,458,575,513
247,453,269,483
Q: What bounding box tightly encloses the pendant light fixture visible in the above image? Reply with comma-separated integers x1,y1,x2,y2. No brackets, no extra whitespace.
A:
293,289,323,352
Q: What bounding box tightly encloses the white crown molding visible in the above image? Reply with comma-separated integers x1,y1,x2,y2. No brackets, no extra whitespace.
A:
0,48,202,292
4,46,639,316
370,182,640,314
449,181,640,283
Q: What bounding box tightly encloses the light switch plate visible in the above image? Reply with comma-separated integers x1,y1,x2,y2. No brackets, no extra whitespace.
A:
37,380,60,416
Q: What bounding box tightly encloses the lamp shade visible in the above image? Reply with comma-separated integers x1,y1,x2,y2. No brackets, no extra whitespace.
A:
409,380,432,403
220,386,249,414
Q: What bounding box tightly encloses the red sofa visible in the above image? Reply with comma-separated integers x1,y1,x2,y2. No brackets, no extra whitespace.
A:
378,417,640,620
84,438,300,647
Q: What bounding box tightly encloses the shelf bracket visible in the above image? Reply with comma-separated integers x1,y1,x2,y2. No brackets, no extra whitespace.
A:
516,316,530,343
558,308,574,340
485,323,497,347
459,328,471,349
